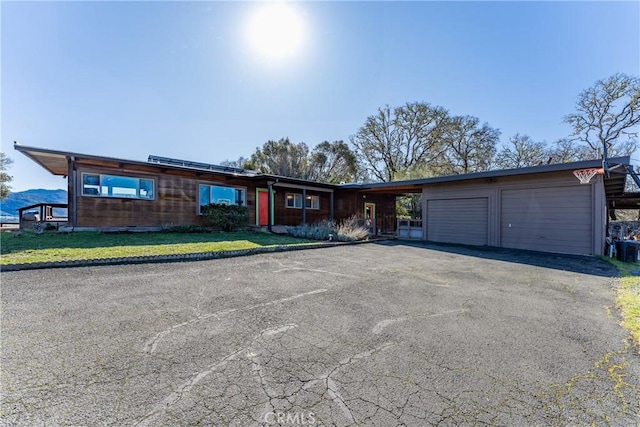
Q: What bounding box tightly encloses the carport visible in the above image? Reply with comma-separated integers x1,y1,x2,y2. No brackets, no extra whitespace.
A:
359,157,634,256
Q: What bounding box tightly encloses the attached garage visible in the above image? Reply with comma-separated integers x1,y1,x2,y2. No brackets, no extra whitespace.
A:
413,158,628,256
500,186,592,255
324,156,630,257
426,198,488,246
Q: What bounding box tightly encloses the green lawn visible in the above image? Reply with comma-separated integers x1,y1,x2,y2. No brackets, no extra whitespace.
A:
0,231,315,265
604,257,640,349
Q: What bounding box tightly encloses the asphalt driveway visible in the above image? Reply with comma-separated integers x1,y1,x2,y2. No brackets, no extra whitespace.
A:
2,242,638,426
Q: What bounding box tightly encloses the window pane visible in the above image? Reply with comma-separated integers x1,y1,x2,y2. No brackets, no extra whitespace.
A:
211,186,235,205
102,175,139,198
81,173,155,200
235,189,245,206
305,195,319,209
82,174,100,195
286,193,303,208
140,179,154,199
199,185,210,209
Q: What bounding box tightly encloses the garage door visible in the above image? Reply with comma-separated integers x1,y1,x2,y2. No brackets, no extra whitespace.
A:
501,186,592,255
427,198,488,246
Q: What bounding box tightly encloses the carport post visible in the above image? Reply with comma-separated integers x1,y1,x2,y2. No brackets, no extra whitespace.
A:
267,181,273,232
68,156,77,228
302,188,307,225
329,191,334,222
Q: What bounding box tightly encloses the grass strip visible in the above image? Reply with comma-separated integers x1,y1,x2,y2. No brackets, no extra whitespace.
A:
0,231,315,265
604,257,640,349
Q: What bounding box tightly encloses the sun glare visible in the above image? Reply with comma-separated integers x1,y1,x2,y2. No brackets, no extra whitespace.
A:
247,2,305,60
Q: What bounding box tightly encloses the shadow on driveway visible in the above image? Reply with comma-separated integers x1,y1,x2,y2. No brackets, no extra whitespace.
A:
376,239,619,278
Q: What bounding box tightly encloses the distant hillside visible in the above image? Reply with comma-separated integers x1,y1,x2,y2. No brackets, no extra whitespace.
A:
1,189,68,218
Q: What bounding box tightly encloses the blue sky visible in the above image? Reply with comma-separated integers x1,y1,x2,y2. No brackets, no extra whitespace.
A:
2,1,639,191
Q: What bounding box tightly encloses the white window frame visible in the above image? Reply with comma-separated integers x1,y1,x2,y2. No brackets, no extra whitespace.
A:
305,195,320,210
285,193,303,209
286,193,320,210
198,184,247,215
81,173,155,200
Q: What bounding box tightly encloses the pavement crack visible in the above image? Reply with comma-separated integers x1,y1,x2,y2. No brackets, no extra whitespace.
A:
142,289,325,354
372,308,467,334
136,324,297,427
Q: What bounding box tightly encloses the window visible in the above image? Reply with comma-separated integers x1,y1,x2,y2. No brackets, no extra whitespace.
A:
82,173,154,200
285,193,319,210
286,193,302,208
199,184,246,214
305,195,320,210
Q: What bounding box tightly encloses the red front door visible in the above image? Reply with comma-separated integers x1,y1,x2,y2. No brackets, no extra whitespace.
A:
258,190,269,225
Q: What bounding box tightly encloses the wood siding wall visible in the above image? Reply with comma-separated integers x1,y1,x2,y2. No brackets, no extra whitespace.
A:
334,190,397,233
72,162,373,228
272,190,331,226
422,171,606,255
74,164,259,228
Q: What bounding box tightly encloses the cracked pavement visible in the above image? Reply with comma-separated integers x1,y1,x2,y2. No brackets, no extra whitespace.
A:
2,241,639,426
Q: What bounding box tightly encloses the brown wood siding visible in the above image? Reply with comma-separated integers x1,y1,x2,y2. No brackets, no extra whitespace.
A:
71,160,398,231
273,189,330,226
333,189,396,233
75,163,258,227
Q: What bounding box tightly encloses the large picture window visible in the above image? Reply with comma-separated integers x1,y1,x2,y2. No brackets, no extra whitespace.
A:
199,184,246,214
82,173,154,200
286,193,319,210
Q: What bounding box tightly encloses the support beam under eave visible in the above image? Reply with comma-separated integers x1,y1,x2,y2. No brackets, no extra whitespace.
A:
329,192,334,222
68,156,77,228
267,182,273,232
302,188,307,225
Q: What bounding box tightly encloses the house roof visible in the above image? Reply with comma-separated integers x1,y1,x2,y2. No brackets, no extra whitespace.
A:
13,142,259,179
343,157,631,196
15,142,630,197
147,154,257,176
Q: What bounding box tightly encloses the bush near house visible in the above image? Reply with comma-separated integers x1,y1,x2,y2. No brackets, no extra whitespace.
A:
287,215,369,242
202,204,249,231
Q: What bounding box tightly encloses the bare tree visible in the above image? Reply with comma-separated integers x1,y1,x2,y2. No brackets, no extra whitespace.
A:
350,102,449,182
546,138,596,163
0,152,13,200
307,140,358,183
565,73,640,158
494,134,548,169
440,115,500,174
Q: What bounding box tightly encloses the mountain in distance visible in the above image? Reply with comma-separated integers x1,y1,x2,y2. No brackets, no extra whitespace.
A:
1,189,68,219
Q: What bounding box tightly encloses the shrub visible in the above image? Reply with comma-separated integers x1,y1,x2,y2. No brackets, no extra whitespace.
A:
286,220,334,240
334,215,369,242
202,204,249,231
286,216,369,242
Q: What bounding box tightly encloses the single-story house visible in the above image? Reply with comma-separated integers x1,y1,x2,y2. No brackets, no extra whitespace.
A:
14,143,396,235
15,142,636,256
